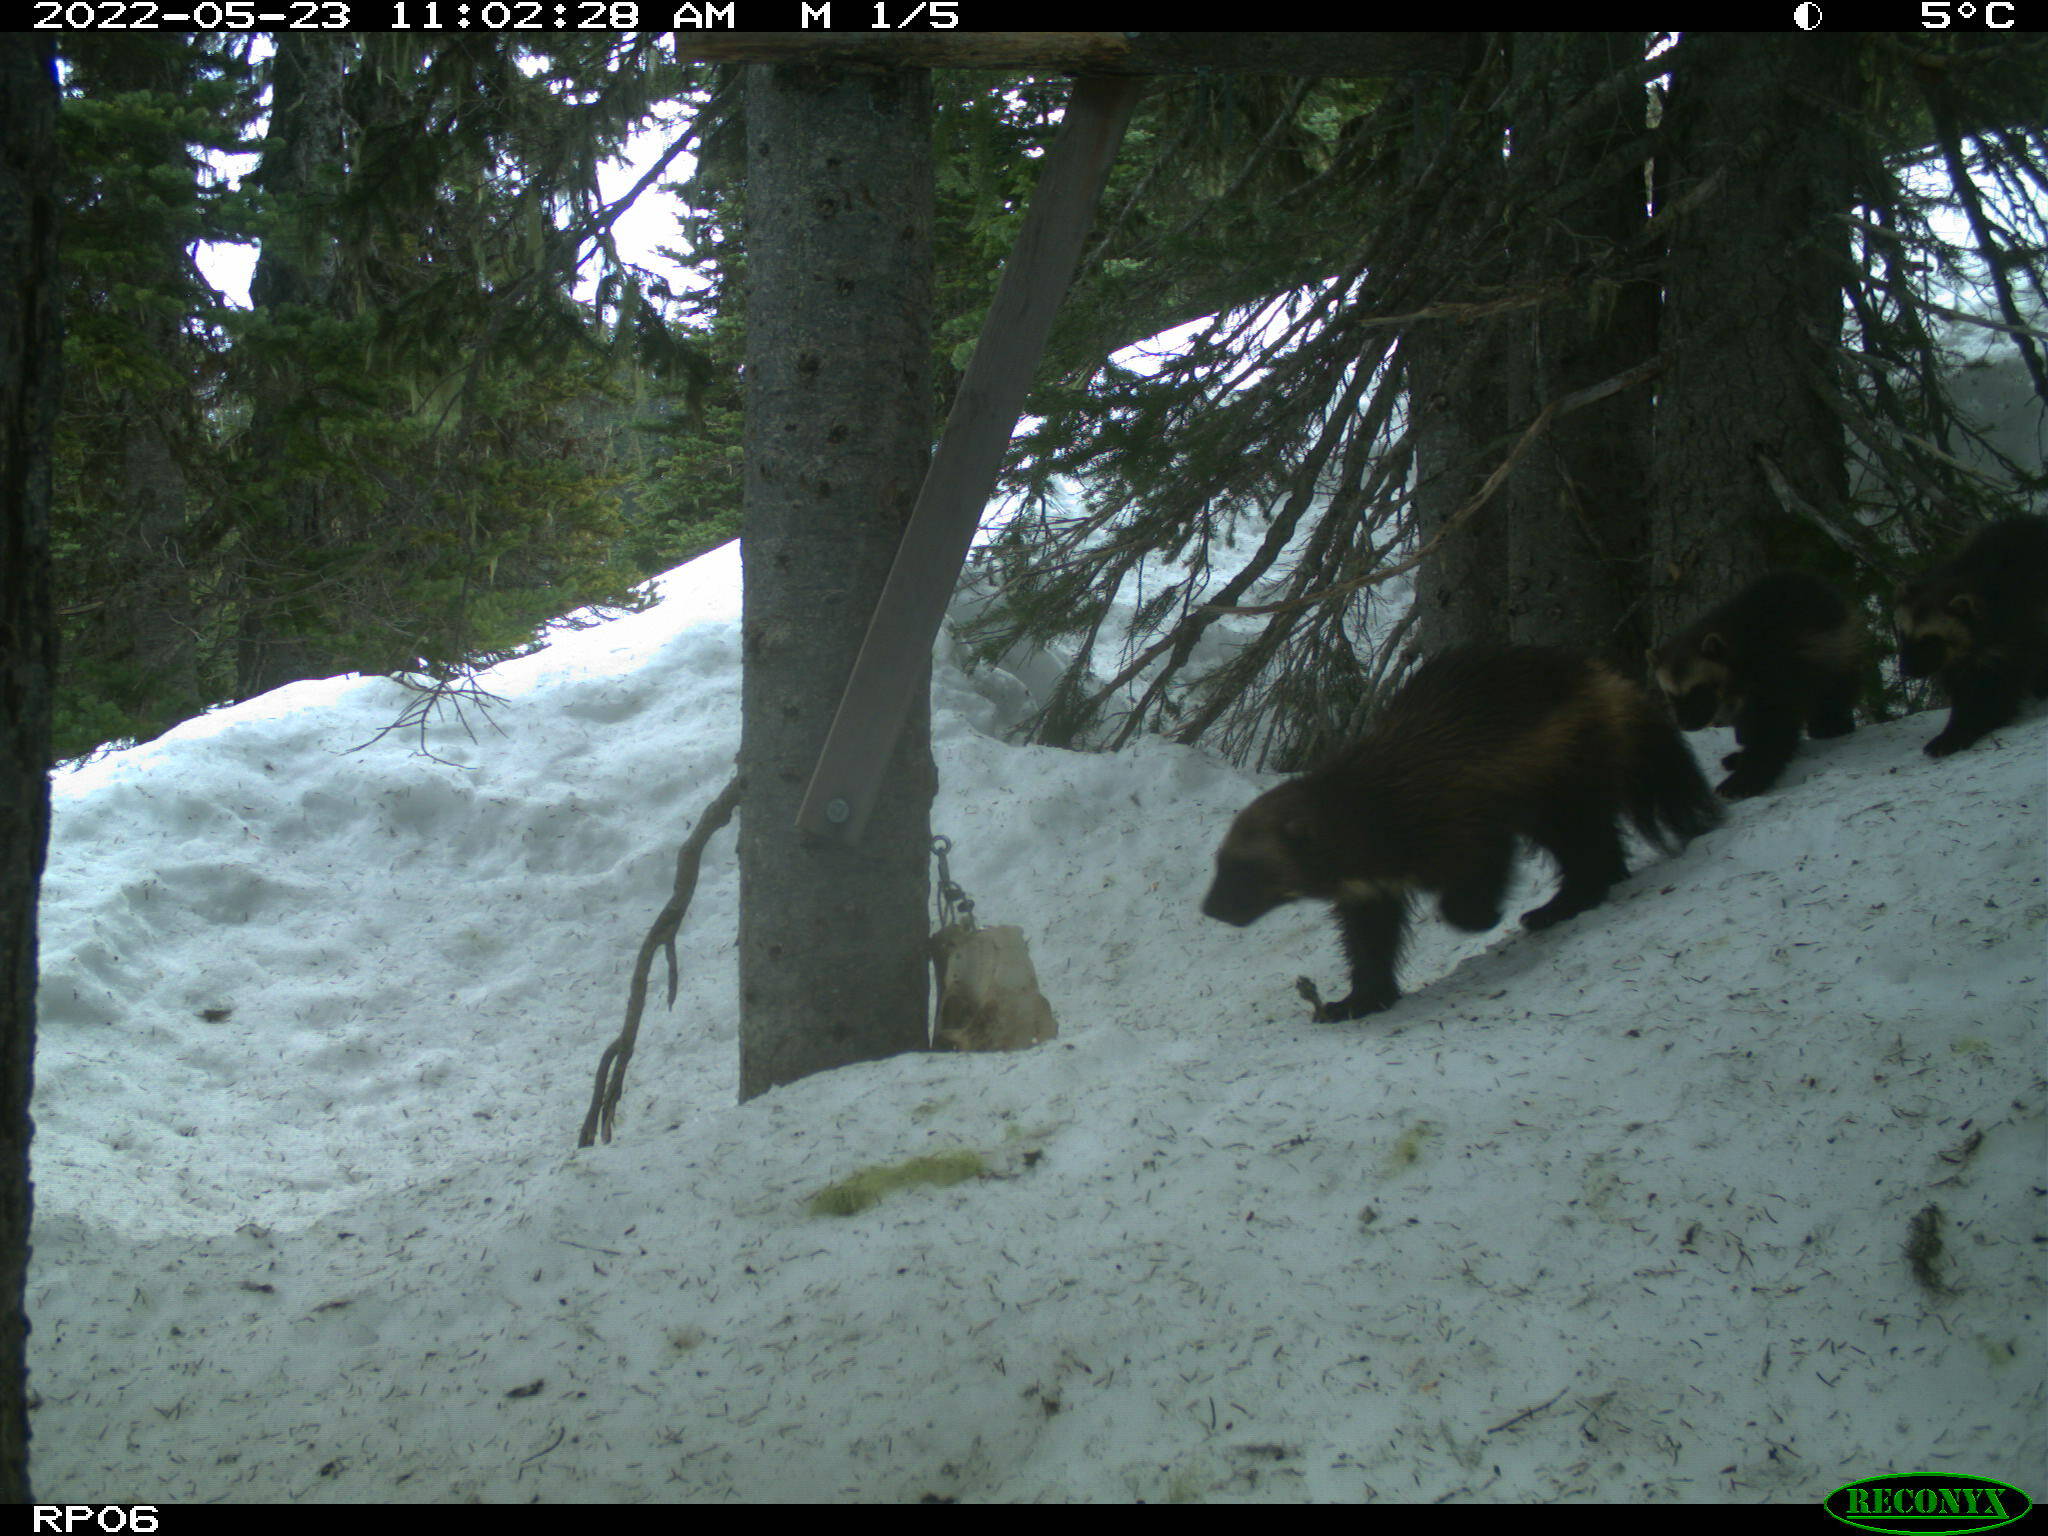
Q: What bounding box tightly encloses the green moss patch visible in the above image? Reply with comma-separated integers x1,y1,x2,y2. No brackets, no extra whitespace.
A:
807,1150,987,1217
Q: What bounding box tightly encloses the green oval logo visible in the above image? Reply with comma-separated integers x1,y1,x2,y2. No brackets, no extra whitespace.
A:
1825,1474,2033,1535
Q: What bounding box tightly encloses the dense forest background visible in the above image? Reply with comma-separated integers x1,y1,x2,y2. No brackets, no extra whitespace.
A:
45,32,2048,766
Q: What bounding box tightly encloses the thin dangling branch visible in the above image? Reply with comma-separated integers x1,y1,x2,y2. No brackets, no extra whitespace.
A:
578,772,743,1148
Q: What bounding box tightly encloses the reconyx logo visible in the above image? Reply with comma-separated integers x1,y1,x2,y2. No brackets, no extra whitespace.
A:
1826,1474,2033,1535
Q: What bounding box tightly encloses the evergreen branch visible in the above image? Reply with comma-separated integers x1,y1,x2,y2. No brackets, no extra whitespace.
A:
1205,352,1664,620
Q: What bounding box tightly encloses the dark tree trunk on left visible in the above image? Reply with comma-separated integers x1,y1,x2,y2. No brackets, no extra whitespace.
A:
0,33,60,1502
738,65,935,1102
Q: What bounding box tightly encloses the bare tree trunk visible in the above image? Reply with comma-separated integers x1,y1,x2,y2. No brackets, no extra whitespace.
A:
117,420,200,713
1649,32,1858,636
1405,68,1515,657
1407,323,1513,654
1503,32,1657,666
0,33,60,1502
737,64,936,1102
235,32,351,698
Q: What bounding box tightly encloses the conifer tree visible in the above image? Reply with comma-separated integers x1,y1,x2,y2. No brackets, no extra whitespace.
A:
48,34,705,756
736,63,936,1100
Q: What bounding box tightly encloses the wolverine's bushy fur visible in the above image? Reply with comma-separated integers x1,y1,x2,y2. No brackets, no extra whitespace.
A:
1202,646,1721,1021
1895,514,2048,758
1650,570,1864,797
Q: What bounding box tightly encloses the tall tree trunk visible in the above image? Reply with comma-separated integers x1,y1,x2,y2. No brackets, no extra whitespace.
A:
1405,66,1516,657
0,33,60,1502
116,418,199,715
737,64,936,1102
1649,32,1859,637
235,32,351,698
1503,32,1657,666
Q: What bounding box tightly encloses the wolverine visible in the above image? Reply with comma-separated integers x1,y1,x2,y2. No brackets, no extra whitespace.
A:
1202,646,1721,1021
1895,513,2048,758
1650,570,1864,798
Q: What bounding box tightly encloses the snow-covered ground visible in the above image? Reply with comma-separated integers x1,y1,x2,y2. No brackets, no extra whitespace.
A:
27,540,2047,1502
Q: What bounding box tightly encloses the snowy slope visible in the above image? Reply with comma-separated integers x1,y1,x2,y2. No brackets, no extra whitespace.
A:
26,541,2047,1503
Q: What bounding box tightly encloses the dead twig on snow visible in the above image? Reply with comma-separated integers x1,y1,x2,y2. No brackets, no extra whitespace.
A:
578,772,742,1147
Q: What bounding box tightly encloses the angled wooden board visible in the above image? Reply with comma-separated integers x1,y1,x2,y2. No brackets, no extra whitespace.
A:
795,74,1141,844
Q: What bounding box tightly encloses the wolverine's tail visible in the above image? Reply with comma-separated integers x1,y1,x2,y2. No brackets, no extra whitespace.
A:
1628,714,1723,850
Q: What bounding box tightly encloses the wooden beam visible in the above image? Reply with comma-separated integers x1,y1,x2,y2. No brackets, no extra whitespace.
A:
681,32,1474,79
794,74,1140,844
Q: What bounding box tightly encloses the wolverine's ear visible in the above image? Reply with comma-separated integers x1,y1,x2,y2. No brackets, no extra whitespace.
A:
1947,591,1981,621
1699,632,1728,662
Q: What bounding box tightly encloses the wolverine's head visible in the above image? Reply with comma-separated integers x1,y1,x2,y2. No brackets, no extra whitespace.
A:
1201,784,1325,927
1895,580,1979,678
1650,633,1737,731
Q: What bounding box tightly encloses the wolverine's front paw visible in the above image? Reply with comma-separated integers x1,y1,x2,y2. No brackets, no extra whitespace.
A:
1924,731,1970,758
1315,986,1397,1022
1714,768,1771,799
